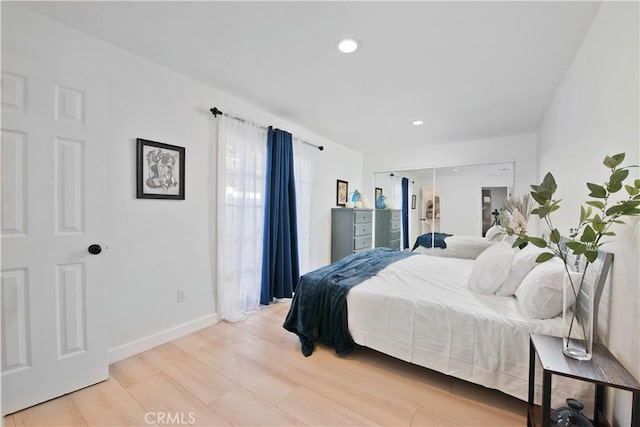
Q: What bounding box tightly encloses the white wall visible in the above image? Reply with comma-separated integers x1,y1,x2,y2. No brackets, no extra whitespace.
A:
537,3,639,425
2,4,362,359
436,168,513,236
488,187,508,219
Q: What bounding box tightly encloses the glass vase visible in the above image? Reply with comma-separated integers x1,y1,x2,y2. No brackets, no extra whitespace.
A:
562,270,594,361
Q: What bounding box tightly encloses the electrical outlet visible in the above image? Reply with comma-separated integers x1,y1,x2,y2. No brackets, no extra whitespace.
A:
176,289,186,303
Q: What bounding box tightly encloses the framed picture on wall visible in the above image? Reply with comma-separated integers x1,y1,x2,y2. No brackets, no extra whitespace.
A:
375,187,383,201
336,179,348,206
136,138,185,200
411,194,417,209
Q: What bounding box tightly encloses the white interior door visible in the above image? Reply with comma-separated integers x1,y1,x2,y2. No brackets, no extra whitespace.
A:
1,53,108,415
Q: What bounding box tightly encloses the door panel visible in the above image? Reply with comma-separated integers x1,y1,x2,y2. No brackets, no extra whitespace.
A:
1,129,27,236
1,53,108,415
1,268,30,373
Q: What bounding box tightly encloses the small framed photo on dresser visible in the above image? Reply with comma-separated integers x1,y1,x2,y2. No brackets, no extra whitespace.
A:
336,179,348,206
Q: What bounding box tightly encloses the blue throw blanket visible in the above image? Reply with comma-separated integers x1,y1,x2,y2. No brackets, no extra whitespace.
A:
283,248,414,356
412,232,452,251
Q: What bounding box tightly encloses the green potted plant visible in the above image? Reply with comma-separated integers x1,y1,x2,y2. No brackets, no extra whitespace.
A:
513,153,640,360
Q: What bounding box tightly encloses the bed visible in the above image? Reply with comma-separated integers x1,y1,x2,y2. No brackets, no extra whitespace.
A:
284,241,613,407
412,234,495,259
411,226,507,259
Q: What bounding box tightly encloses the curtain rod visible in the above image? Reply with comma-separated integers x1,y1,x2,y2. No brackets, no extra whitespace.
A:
389,173,414,184
210,107,324,151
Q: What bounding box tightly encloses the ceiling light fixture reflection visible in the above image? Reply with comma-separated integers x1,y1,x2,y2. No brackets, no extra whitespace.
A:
412,120,424,126
337,38,359,53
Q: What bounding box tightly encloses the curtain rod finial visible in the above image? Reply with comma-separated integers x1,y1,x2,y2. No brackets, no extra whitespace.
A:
318,146,324,151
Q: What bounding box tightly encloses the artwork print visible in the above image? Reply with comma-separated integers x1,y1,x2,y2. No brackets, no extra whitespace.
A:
136,139,185,200
336,180,348,206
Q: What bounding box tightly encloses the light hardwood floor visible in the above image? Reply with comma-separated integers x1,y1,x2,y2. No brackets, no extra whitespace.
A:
3,300,527,426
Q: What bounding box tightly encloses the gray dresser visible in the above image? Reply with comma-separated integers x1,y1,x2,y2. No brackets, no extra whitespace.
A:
331,208,373,262
375,209,401,249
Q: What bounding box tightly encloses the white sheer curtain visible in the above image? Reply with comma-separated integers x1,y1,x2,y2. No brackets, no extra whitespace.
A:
217,116,267,322
390,175,403,209
293,139,315,275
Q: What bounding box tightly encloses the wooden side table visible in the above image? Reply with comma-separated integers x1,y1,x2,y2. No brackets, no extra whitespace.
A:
528,334,640,427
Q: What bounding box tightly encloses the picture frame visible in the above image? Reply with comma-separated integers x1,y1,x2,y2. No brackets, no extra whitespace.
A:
411,194,417,209
136,138,185,200
375,187,383,201
336,179,348,206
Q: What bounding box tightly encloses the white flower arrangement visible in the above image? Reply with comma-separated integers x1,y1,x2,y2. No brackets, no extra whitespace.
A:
499,193,534,235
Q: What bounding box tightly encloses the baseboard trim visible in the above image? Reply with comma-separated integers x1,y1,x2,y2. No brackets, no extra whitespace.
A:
108,313,221,364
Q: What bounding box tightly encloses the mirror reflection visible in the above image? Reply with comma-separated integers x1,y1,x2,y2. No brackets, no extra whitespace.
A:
373,162,514,251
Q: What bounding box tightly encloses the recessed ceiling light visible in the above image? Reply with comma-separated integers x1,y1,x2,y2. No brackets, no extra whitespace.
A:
337,38,359,53
412,120,424,126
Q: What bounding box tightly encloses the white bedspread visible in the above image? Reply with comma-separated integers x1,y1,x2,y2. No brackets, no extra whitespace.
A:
346,254,591,405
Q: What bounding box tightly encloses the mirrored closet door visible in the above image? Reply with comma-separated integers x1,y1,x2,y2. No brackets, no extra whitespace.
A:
373,162,513,250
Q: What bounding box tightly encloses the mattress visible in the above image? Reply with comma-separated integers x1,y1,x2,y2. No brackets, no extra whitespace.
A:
346,254,591,405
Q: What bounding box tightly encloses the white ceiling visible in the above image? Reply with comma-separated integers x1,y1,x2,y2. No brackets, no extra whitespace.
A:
18,1,601,152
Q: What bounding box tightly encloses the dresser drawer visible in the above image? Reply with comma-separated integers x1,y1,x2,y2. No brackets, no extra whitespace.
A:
391,211,401,221
354,210,372,224
390,230,401,241
390,220,401,231
389,239,401,249
354,223,372,237
354,235,372,250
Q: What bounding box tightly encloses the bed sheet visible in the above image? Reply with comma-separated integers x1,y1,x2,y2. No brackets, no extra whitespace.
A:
346,254,591,405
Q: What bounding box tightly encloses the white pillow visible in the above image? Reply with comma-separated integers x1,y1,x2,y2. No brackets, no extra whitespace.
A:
495,244,545,296
412,246,430,255
467,242,515,294
485,225,505,242
438,235,494,259
500,233,516,245
515,259,577,319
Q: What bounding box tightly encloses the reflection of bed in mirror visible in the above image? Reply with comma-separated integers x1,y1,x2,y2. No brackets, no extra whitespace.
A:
411,226,508,259
413,234,494,259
